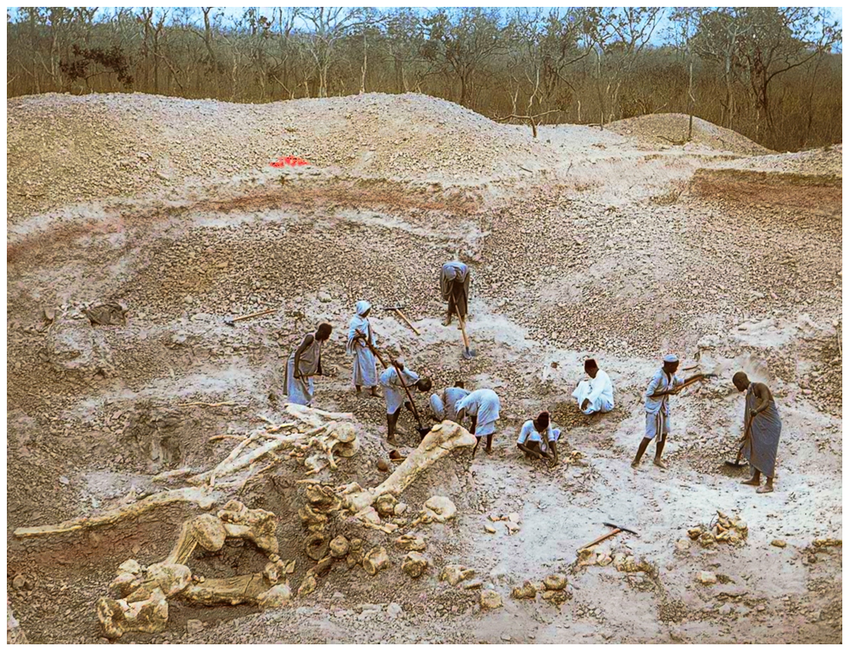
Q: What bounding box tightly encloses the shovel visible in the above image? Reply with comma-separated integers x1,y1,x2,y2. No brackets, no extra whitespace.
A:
725,413,755,468
392,361,432,440
457,314,476,359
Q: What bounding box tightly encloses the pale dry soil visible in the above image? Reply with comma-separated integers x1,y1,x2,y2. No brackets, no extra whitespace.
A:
6,94,842,644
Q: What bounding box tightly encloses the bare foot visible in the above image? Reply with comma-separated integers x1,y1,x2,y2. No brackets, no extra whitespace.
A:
369,389,379,397
631,460,640,468
442,317,452,326
741,478,760,486
653,459,667,469
757,485,774,494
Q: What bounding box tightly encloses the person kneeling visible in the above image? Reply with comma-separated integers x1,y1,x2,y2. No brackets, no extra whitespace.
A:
571,359,614,415
516,411,561,465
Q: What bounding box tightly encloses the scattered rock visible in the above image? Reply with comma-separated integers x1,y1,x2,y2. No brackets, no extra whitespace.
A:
696,571,718,585
318,291,332,303
479,590,502,610
329,536,350,559
511,581,537,599
543,574,567,591
440,565,475,587
771,539,787,548
484,523,497,534
362,546,389,576
401,552,429,579
387,602,403,619
186,619,204,635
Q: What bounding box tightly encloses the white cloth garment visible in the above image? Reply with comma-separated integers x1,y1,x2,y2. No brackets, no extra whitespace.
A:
456,388,500,437
380,366,420,415
346,300,377,387
283,333,322,405
516,420,561,453
572,369,615,415
429,386,470,422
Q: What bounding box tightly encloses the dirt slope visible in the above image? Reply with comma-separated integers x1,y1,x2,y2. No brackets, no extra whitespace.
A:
6,93,842,644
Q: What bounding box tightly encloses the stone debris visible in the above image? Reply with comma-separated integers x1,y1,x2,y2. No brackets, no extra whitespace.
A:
479,590,503,610
511,581,538,599
186,619,204,635
771,539,787,548
362,547,390,576
696,571,718,585
401,552,429,579
440,565,475,587
688,511,748,547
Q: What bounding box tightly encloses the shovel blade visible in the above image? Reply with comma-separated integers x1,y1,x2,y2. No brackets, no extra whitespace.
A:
462,347,476,359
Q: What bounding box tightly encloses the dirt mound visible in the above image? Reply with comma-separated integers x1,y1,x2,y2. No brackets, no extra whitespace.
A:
7,92,550,222
606,113,771,156
710,143,842,177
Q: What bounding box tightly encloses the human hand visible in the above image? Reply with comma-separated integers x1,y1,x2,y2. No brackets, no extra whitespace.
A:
581,399,590,411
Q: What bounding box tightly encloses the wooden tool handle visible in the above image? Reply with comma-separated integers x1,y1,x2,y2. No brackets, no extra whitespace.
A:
578,528,622,552
458,316,471,349
392,363,425,428
394,309,420,336
366,341,389,369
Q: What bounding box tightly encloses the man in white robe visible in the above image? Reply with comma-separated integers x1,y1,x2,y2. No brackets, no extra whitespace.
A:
346,300,378,396
380,360,432,443
429,381,470,424
571,359,614,415
455,388,500,456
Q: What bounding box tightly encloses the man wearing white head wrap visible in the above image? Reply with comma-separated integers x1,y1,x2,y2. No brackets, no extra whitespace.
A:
346,300,378,396
440,261,471,326
631,354,706,469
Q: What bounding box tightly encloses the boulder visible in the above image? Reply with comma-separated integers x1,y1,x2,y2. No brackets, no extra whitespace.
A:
401,552,429,578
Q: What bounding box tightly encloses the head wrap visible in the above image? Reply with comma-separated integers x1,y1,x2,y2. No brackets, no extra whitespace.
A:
355,300,371,316
662,354,678,363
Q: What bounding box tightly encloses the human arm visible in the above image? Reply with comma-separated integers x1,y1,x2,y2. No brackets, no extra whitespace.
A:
750,383,773,415
549,440,559,465
517,423,543,459
293,334,313,378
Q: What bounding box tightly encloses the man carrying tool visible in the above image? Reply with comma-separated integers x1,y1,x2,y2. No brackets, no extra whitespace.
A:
516,411,562,465
346,300,378,397
429,380,470,424
632,354,706,470
733,371,782,494
455,388,501,456
571,359,615,415
380,359,432,443
440,260,471,326
283,323,333,406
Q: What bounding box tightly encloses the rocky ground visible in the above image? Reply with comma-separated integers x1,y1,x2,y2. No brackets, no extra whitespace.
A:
6,92,842,644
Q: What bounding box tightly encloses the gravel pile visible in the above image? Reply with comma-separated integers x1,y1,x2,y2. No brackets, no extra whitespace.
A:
710,143,842,177
606,113,772,156
8,92,568,222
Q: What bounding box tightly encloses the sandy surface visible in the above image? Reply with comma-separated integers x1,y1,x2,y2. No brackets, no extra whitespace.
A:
6,92,842,644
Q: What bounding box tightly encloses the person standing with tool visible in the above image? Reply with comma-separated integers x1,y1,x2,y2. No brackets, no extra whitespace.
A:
346,300,379,397
632,354,706,470
440,260,471,326
380,358,432,443
283,323,333,406
733,371,782,494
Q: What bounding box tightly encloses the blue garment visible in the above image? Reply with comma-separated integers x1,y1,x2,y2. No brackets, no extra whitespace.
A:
456,388,500,437
380,366,420,415
346,301,377,387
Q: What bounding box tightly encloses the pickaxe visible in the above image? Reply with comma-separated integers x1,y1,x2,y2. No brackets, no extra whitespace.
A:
224,308,278,326
578,522,638,552
380,305,420,336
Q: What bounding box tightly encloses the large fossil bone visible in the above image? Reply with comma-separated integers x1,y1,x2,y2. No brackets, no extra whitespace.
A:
98,500,294,639
15,405,358,540
343,420,474,514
